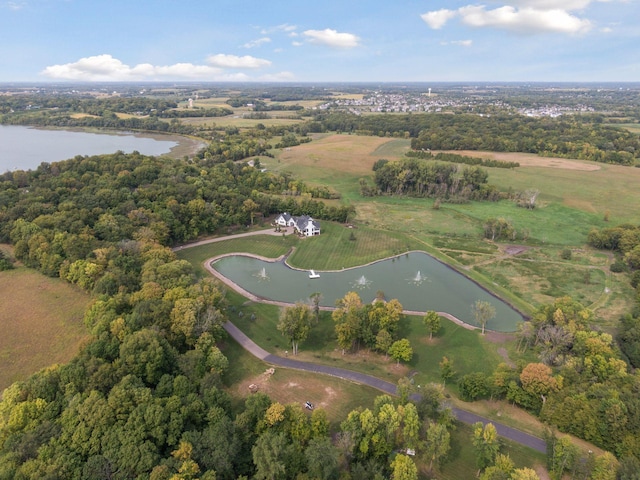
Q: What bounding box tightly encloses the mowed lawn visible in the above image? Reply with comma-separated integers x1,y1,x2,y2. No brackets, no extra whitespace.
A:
0,268,90,391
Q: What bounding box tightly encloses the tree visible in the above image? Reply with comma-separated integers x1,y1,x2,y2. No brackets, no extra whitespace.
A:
439,356,455,386
390,454,418,480
375,329,393,357
242,198,260,225
305,437,339,480
510,468,541,480
548,436,578,480
309,292,322,323
277,303,311,356
459,372,490,401
589,452,618,480
479,453,516,480
252,431,288,480
519,363,560,412
472,422,500,474
423,422,450,474
473,300,496,335
332,292,364,354
423,311,441,340
388,339,413,366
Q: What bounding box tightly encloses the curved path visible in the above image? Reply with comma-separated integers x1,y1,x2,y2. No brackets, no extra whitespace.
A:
224,321,547,454
178,229,546,453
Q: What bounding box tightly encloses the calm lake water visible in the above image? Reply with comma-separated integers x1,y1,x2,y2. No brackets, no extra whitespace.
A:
211,252,525,332
0,125,178,172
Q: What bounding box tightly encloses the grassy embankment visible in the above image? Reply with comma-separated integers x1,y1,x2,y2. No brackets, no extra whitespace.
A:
0,264,90,391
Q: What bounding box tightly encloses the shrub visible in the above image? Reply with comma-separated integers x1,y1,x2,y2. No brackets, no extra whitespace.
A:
560,249,572,260
610,260,628,273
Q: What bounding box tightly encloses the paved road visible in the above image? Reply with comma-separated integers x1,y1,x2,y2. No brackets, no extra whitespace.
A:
223,322,547,454
184,230,547,453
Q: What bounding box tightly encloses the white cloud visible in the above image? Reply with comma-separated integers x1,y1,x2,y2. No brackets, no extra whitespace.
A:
459,5,591,34
40,54,273,81
261,23,297,34
243,37,271,49
302,29,360,48
452,39,474,47
3,1,26,10
292,41,304,47
421,3,594,35
420,9,457,29
206,54,271,69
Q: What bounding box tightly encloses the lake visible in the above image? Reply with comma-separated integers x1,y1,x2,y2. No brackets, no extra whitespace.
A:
0,125,179,172
211,252,525,332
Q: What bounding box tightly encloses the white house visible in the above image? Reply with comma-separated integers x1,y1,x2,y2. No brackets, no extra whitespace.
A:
274,213,321,236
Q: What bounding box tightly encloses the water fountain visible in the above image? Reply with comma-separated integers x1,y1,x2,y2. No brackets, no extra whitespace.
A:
414,271,422,282
352,275,371,289
254,267,269,280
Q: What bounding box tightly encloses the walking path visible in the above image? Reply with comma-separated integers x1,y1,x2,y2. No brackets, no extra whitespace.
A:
223,321,547,454
179,229,546,454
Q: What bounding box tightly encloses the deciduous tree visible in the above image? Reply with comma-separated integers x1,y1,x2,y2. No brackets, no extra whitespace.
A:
277,303,311,356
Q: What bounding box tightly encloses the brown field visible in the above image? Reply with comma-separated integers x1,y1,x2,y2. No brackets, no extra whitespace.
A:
444,150,602,171
229,366,379,425
0,268,90,391
278,133,395,175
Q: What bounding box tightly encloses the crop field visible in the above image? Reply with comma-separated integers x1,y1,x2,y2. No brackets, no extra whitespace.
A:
180,115,302,128
0,267,90,391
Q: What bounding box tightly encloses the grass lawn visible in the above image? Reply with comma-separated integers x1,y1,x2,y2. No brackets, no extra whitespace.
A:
0,267,90,391
225,286,506,392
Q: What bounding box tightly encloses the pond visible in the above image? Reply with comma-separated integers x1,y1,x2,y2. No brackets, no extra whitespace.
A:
0,125,180,172
211,252,525,332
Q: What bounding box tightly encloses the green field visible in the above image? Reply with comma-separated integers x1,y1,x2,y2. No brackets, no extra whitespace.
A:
260,133,640,323
0,267,90,391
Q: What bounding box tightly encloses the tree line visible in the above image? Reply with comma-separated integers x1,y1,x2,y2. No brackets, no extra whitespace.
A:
309,112,640,165
369,158,503,202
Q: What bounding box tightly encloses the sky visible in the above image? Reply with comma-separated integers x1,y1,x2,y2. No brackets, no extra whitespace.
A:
0,0,638,83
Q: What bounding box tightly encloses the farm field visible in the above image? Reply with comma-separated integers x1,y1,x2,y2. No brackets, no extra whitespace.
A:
0,267,90,391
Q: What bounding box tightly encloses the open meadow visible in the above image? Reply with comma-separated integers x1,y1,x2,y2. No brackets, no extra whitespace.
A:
260,133,640,322
0,267,90,391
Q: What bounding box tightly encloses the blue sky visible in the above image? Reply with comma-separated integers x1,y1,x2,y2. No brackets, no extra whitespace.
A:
1,0,638,83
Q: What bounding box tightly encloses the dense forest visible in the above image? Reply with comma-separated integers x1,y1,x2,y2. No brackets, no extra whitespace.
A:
0,152,362,479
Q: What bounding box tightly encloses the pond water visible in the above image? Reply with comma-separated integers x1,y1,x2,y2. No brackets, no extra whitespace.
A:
0,125,178,172
211,252,525,332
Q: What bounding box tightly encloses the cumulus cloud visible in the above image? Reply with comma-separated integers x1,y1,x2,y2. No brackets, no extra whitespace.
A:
459,5,591,34
41,54,274,81
302,29,360,48
452,39,474,47
421,2,597,34
243,37,271,49
421,9,458,29
206,54,271,69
